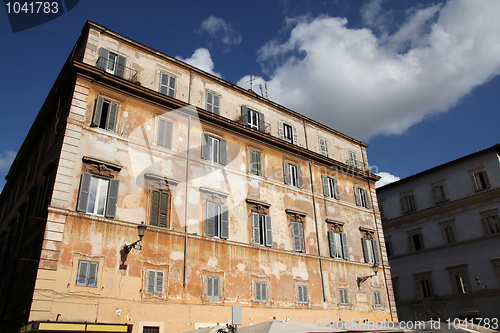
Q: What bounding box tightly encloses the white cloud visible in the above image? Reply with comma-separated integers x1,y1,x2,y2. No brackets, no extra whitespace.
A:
177,48,222,77
375,172,400,188
198,16,242,45
249,0,500,140
0,151,15,169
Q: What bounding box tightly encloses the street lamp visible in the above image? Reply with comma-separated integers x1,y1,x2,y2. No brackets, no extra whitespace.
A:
123,222,147,254
357,264,379,288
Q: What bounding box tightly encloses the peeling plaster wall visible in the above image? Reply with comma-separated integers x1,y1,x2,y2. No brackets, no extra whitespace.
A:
28,22,395,332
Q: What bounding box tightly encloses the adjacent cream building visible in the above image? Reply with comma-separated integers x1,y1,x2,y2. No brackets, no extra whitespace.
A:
0,21,396,333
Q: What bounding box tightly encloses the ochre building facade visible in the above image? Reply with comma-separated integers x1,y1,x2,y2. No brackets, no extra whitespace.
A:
0,21,396,333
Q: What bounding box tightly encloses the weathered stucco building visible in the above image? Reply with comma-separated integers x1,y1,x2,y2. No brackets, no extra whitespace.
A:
377,145,500,322
0,21,396,333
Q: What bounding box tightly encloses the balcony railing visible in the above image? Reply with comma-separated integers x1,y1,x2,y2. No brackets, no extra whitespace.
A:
96,57,139,84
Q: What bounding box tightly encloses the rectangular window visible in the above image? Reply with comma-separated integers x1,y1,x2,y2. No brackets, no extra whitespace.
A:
156,118,173,149
143,327,160,333
472,169,490,191
241,106,265,132
322,175,339,199
415,277,434,299
201,133,227,165
206,202,229,239
206,91,220,115
328,230,349,260
483,215,500,235
440,220,457,243
206,276,221,300
146,269,164,294
292,221,305,252
385,237,394,257
76,260,98,287
373,290,382,307
400,193,416,213
97,48,127,78
249,149,262,176
432,183,448,203
92,96,119,132
339,288,349,305
254,281,268,302
354,186,371,208
252,212,272,247
408,229,424,251
318,138,329,157
150,190,169,228
283,161,302,188
278,121,298,145
77,173,119,218
297,285,308,304
362,237,380,264
348,151,359,169
159,72,177,98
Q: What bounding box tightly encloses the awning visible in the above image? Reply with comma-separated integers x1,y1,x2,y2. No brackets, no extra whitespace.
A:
19,321,132,333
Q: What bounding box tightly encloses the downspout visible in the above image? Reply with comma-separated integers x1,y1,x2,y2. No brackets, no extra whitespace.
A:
361,146,394,321
183,71,193,287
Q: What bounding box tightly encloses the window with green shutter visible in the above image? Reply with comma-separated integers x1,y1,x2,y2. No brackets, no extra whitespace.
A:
291,221,305,253
322,175,339,199
249,149,262,176
328,230,349,260
201,133,227,165
252,212,272,247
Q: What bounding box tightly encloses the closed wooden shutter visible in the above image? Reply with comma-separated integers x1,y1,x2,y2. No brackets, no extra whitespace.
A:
97,48,109,70
264,215,273,247
341,232,349,260
106,101,118,132
105,179,119,218
115,54,127,78
220,205,229,239
77,173,92,213
219,139,227,165
252,213,260,245
206,202,216,237
292,126,298,145
201,133,210,160
92,96,104,127
241,106,248,126
150,191,160,227
258,112,265,132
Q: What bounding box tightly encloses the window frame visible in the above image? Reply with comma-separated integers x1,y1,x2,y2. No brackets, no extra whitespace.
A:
414,272,434,299
92,96,119,132
206,276,221,300
297,285,308,304
362,237,380,264
408,228,424,252
318,137,329,157
400,192,416,213
97,47,127,78
77,172,119,218
440,219,457,244
76,260,99,287
150,190,170,228
283,161,302,188
278,121,298,145
431,180,448,203
339,288,349,306
159,72,177,98
254,281,268,302
201,133,227,165
241,106,265,132
146,269,165,295
328,229,349,260
206,201,229,239
291,221,305,253
471,168,491,191
373,290,382,307
481,209,500,235
249,148,262,176
206,90,221,115
156,118,173,149
354,186,371,209
322,175,339,199
252,212,272,247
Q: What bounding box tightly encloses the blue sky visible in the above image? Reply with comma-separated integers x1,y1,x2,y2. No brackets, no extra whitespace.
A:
1,0,499,191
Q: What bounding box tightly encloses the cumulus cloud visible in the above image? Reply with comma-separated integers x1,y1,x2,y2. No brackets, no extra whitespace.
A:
198,16,242,45
247,0,500,140
177,48,222,77
375,172,400,188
